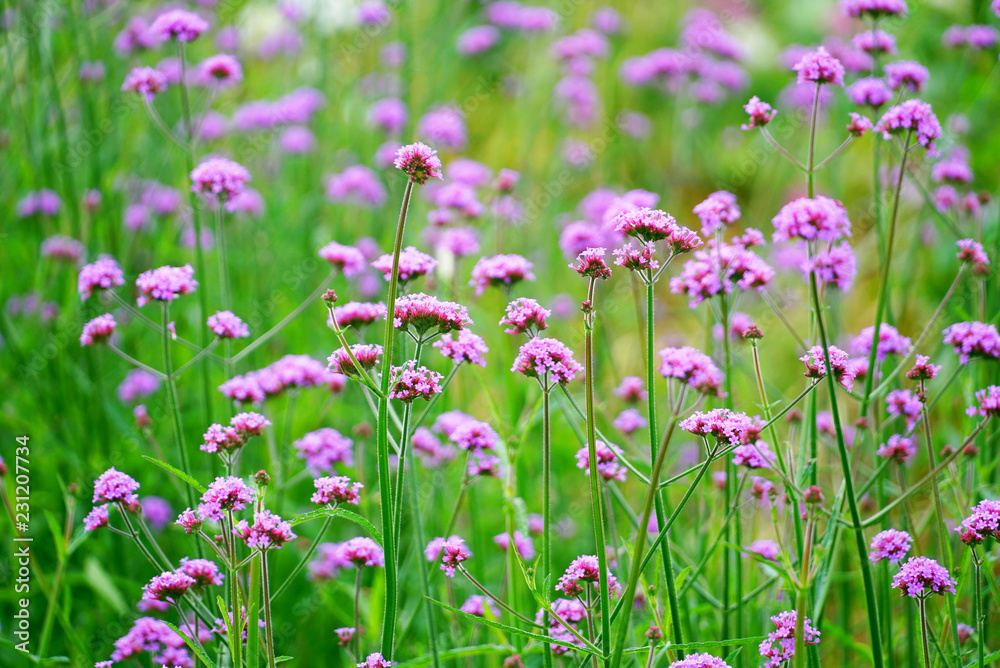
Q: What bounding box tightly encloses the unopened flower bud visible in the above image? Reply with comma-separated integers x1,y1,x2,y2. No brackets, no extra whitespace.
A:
254,470,271,486
645,624,663,641
322,289,338,305
785,409,803,424
353,422,374,439
742,325,763,340
804,485,824,504
503,655,525,668
580,300,594,314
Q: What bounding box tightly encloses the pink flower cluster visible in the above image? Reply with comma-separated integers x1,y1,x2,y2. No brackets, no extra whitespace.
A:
326,166,387,208
331,301,386,329
891,556,956,597
512,337,583,386
122,67,168,100
956,499,1000,545
233,510,297,549
78,256,125,299
141,570,196,605
742,96,776,129
411,427,457,468
793,47,845,86
613,208,702,251
394,142,443,184
470,254,535,296
434,329,489,366
201,412,270,454
499,297,550,335
772,196,851,243
460,594,500,618
207,310,249,339
877,434,917,463
884,61,928,92
680,409,761,446
758,610,820,668
149,9,208,42
957,239,990,275
318,241,368,277
135,264,197,306
556,554,620,597
389,362,444,402
493,531,536,560
693,191,741,235
875,99,942,155
190,157,251,206
670,239,774,307
942,321,1000,363
841,0,908,18
658,346,726,397
732,440,777,469
195,476,255,521
966,385,1000,418
575,440,628,482
220,355,333,402
907,355,941,381
294,427,355,474
615,376,647,402
869,528,913,563
886,389,922,429
80,314,116,346
852,324,911,362
848,77,892,108
570,247,612,280
372,246,438,283
92,467,140,505
800,345,857,391
669,654,732,668
394,292,472,337
439,536,472,577
328,344,383,377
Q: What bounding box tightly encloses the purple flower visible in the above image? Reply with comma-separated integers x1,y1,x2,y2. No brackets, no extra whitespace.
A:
669,240,774,307
570,247,612,279
956,499,1000,545
389,362,444,402
294,428,354,474
142,571,196,604
449,419,499,452
80,314,116,346
195,54,242,87
847,112,874,137
357,0,391,26
732,440,777,469
417,106,467,151
394,292,471,338
493,531,536,560
800,345,856,391
136,264,197,306
966,385,1000,418
149,9,209,43
575,441,627,481
439,536,471,577
907,355,941,381
233,510,297,549
469,254,535,296
745,540,780,562
512,337,582,386
394,142,444,184
884,60,929,92
84,505,110,531
201,412,270,454
680,409,759,446
411,428,457,467
805,243,856,290
330,302,386,330
793,47,845,85
612,408,646,435
41,235,85,263
278,126,316,154
892,556,956,597
847,77,892,108
197,476,254,520
956,239,990,275
658,346,725,397
742,96,776,129
557,554,620,598
311,476,363,505
693,191,740,236
178,558,224,588
318,241,368,276
372,246,437,284
869,529,913,563
942,321,1000,363
358,653,392,668
460,595,500,618
841,0,908,18
877,434,917,463
499,297,550,336
117,369,161,402
613,208,695,247
851,324,911,362
208,311,249,339
190,157,251,207
368,98,408,135
614,376,646,402
433,227,481,257
457,25,501,56
122,67,168,101
853,29,897,55
758,611,820,668
886,389,922,429
434,330,489,366
875,99,942,155
772,196,851,243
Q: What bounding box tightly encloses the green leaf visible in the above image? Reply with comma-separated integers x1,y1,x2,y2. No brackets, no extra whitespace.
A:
44,510,67,562
667,636,768,651
217,596,238,665
425,598,597,655
289,506,382,544
275,657,293,664
161,621,218,668
673,566,691,590
142,456,207,494
724,647,743,664
395,645,533,667
84,557,126,614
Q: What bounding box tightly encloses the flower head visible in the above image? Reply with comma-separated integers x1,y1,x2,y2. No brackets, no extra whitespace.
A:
742,96,776,130
150,9,209,42
613,242,660,272
758,611,820,668
470,254,535,296
318,242,368,277
372,246,438,284
328,344,383,377
233,510,296,549
847,77,892,108
394,293,471,337
800,345,856,391
78,256,124,300
966,385,1000,418
388,362,444,402
847,112,874,137
669,654,732,668
942,321,1000,364
615,376,647,402
208,311,249,339
142,571,196,605
793,47,845,85
512,337,582,386
884,60,929,92
841,0,908,18
906,355,941,381
892,556,956,597
852,324,912,362
434,330,489,366
499,298,550,336
955,499,1000,545
80,314,116,346
805,243,856,291
957,239,990,276
122,67,168,100
869,529,913,563
772,196,851,243
693,191,741,236
394,142,443,184
659,346,726,396
197,476,254,521
190,157,251,207
745,540,781,562
612,408,646,435
331,302,387,330
84,505,110,531
493,531,536,560
875,99,942,155
136,264,197,306
358,653,392,668
293,428,354,474
439,536,471,577
732,441,777,469
575,441,628,482
877,434,918,463
326,166,386,208
93,468,139,505
570,247,612,280
670,240,773,307
178,558,224,588
460,594,501,618
556,554,620,597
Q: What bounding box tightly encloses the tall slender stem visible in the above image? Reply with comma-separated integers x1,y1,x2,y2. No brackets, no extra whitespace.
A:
162,302,195,512
974,554,985,668
377,179,414,658
354,568,363,660
542,383,554,668
406,447,441,668
260,550,277,668
583,278,611,666
216,203,231,311
917,598,932,668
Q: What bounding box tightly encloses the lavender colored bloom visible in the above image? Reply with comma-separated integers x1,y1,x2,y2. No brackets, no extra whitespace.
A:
312,476,363,506
732,440,777,469
942,321,1000,363
658,346,725,397
372,246,438,284
149,9,209,43
84,505,109,531
669,240,774,307
201,412,270,454
368,98,408,135
136,264,197,306
411,427,457,467
853,29,897,55
493,531,536,560
358,653,392,668
847,77,892,108
591,7,622,34
512,337,582,386
932,157,974,184
394,142,444,184
575,440,627,482
319,241,368,276
570,247,612,280
197,476,254,520
40,235,84,263
393,293,470,338
233,510,297,549
208,311,249,339
560,221,607,259
841,0,908,18
956,239,990,275
460,594,500,618
330,302,386,330
869,528,913,563
801,345,856,391
805,243,856,290
875,99,942,155
80,314,116,346
965,385,1000,418
613,241,660,272
78,257,124,299
178,558,224,588
434,330,489,366
439,536,471,577
612,408,646,435
693,191,740,235
121,67,168,101
141,497,173,530
278,126,316,154
892,556,956,597
457,25,501,55
614,376,646,402
389,362,444,402
851,324,911,362
772,196,851,242
79,60,106,82
963,24,1000,49
955,499,1000,545
877,434,918,463
434,227,481,257
92,467,140,504
884,60,929,92
469,254,535,296
907,355,941,381
500,297,550,336
294,428,354,474
847,112,874,137
745,540,780,562
742,96,776,129
326,166,387,208
117,369,161,402
793,47,845,85
758,611,820,668
195,54,242,87
417,106,467,151
142,571,196,604
190,157,251,208
357,1,391,26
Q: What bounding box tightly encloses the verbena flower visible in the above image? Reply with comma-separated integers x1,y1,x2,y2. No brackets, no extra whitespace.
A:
955,499,1000,545
847,112,874,137
358,653,392,668
207,311,249,339
556,554,621,597
841,0,908,18
772,196,851,243
942,321,1000,363
467,453,503,477
178,558,224,587
680,409,759,446
658,346,726,396
615,377,647,402
318,241,368,276
149,9,209,42
884,60,929,92
732,440,777,469
875,99,942,155
853,29,897,55
328,344,383,377
575,440,628,481
197,476,254,520
499,297,550,336
886,389,922,429
805,243,856,290
141,571,196,605
388,362,444,402
570,247,612,279
78,256,125,300
891,556,956,597
201,412,270,454
670,239,774,307
394,142,443,184
669,654,732,668
956,239,990,275
847,77,892,108
330,301,386,330
233,510,296,549
195,54,242,87
372,246,438,284
793,46,845,85
745,540,780,562
877,434,917,463
411,427,457,467
439,536,471,577
758,610,820,668
460,594,500,618
613,241,660,272
122,67,168,100
93,467,140,505
470,254,535,296
800,345,856,391
512,337,582,386
966,385,1000,418
190,157,251,208
434,329,489,366
326,165,387,208
80,314,116,346
869,528,913,563
335,627,355,646
84,505,110,531
136,264,197,306
906,355,941,381
294,428,354,474
449,419,498,452
612,408,646,435
693,191,741,236
742,96,776,129
493,531,536,560
394,292,471,337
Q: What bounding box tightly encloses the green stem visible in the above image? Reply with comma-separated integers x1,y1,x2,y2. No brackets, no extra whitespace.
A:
260,550,277,668
162,302,196,513
216,203,231,311
270,516,333,602
542,383,554,668
918,598,932,668
377,179,415,658
406,445,441,668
